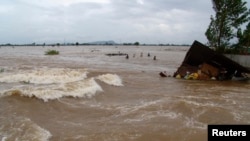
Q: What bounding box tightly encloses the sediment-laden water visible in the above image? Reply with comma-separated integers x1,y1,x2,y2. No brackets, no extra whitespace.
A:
0,45,249,141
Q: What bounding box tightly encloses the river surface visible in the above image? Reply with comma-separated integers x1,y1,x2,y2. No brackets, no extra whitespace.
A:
0,45,249,141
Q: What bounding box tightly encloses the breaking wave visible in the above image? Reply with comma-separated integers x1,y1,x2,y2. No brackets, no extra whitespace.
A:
0,68,88,84
96,74,123,86
0,68,123,102
3,78,103,102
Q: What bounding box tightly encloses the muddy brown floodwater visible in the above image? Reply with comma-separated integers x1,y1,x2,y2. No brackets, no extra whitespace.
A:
0,45,249,141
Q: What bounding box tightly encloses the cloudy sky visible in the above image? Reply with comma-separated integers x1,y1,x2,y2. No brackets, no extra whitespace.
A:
0,0,249,45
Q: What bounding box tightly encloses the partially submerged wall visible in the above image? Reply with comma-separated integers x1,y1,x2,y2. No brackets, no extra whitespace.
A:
225,54,250,69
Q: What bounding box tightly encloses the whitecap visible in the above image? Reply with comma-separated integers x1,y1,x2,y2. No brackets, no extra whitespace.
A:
96,73,123,86
0,68,88,84
0,69,125,102
2,78,103,102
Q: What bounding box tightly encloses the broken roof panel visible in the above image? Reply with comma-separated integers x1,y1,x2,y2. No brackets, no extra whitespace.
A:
174,40,250,80
183,40,250,73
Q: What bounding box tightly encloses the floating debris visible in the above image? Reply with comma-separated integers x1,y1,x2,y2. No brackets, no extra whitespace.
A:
106,52,128,56
173,40,250,81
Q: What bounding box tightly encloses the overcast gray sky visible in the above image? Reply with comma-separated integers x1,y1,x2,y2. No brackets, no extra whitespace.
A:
0,0,249,44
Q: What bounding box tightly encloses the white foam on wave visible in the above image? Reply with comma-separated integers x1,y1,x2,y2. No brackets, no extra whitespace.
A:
3,78,103,102
0,68,124,101
96,74,123,86
0,116,52,141
0,68,88,84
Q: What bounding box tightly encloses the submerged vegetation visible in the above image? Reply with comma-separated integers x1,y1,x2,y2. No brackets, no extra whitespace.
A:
45,50,59,55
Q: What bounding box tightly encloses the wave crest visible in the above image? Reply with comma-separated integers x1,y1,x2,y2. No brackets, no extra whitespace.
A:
0,68,123,102
96,74,123,86
0,68,88,84
3,78,103,102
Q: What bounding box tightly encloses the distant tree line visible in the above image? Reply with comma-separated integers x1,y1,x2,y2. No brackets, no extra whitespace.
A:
0,42,190,47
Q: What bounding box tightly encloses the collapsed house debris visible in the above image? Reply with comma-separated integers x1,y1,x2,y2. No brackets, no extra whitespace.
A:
173,40,250,81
